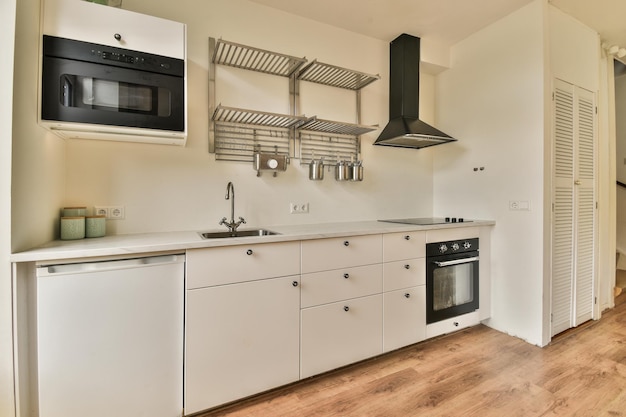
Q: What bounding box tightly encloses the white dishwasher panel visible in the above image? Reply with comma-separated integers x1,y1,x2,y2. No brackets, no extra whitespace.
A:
36,254,185,417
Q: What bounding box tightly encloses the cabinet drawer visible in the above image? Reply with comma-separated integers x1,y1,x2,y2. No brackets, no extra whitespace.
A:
43,0,186,59
186,241,300,289
425,311,480,339
301,264,382,308
383,231,425,262
300,294,383,378
383,286,426,352
301,234,382,273
426,227,479,243
383,258,425,292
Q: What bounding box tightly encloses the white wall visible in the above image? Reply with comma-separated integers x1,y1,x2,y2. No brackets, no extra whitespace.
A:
433,0,547,345
1,0,17,413
57,0,439,235
11,0,66,253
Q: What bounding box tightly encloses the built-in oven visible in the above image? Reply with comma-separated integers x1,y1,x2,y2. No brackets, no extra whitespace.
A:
426,238,479,324
40,35,185,142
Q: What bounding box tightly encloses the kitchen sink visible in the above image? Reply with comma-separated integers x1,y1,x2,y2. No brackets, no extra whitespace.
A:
198,229,280,239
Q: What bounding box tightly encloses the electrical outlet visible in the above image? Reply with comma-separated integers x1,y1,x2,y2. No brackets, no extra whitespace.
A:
290,202,309,214
94,206,109,217
109,206,125,219
93,206,125,219
509,200,530,211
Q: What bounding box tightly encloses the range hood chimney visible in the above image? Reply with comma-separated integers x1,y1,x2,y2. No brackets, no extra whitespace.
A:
374,34,457,149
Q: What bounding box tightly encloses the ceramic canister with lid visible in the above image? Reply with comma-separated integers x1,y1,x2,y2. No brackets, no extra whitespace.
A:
85,215,106,238
60,217,85,240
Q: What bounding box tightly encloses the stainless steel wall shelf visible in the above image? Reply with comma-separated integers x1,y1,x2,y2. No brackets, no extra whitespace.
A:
298,60,380,91
208,37,379,167
212,38,306,77
213,105,307,129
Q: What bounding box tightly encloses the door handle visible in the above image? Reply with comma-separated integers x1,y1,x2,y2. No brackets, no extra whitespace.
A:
433,256,479,267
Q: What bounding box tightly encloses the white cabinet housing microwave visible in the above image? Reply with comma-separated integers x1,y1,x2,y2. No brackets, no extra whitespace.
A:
39,0,188,146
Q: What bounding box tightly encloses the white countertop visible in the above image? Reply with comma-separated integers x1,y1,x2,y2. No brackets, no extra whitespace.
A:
10,219,495,263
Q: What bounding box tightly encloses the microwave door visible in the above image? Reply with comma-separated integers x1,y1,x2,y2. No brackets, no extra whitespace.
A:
42,56,184,132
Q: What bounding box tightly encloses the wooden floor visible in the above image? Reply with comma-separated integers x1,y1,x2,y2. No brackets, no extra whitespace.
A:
197,294,626,417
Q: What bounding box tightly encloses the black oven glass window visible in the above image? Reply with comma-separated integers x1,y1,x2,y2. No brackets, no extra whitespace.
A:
432,263,474,311
60,74,172,116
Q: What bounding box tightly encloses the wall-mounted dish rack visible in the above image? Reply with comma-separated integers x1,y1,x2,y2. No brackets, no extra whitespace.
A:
208,37,379,166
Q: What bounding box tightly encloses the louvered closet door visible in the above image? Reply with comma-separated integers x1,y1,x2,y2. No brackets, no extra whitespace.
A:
573,87,595,326
551,78,596,337
552,80,574,336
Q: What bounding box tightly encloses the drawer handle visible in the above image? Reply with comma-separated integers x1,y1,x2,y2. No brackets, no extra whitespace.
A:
404,293,411,298
343,306,350,312
404,235,410,240
343,273,350,279
404,264,410,270
343,240,350,247
246,249,253,255
453,321,459,327
114,33,122,41
292,281,299,287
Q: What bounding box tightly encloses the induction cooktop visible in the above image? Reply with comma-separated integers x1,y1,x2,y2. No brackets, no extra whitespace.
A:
378,217,472,225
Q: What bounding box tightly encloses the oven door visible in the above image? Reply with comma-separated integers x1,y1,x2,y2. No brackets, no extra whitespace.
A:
41,56,184,132
426,251,479,324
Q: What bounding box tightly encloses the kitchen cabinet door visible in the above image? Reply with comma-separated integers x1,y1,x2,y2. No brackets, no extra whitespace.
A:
300,294,383,378
383,286,426,352
185,275,300,414
43,0,185,59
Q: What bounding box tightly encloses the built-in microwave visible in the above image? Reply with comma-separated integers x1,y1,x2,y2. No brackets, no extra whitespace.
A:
40,35,186,145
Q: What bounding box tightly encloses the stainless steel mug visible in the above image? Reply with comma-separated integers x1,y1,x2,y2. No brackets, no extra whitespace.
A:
335,161,351,181
309,159,324,180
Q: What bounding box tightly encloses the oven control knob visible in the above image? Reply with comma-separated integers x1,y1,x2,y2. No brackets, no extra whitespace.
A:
452,243,460,251
463,241,472,250
439,244,448,253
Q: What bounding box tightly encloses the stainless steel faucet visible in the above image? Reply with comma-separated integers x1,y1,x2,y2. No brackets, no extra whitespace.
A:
219,182,246,233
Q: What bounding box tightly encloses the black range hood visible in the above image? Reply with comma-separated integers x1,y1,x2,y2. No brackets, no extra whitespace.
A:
374,34,457,149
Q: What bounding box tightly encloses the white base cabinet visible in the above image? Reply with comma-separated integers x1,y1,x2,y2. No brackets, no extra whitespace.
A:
300,294,383,378
300,235,383,379
383,286,426,352
185,242,301,415
185,275,300,414
183,229,489,412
